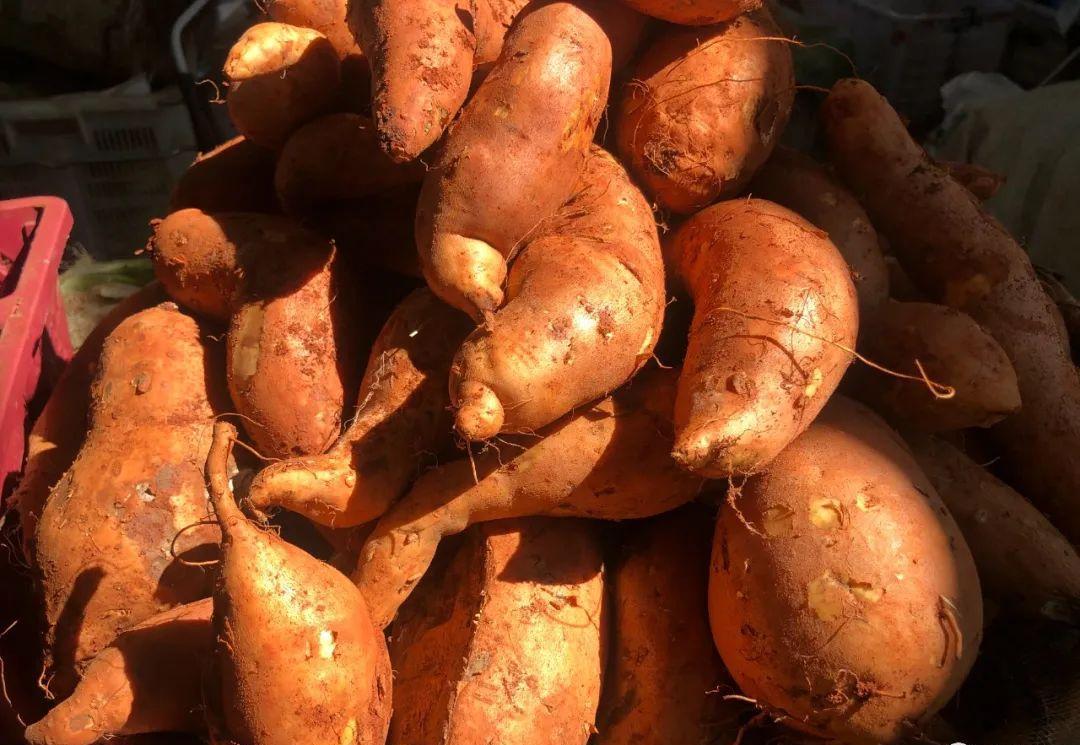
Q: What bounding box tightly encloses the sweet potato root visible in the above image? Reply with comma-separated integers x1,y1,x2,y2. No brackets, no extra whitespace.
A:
750,146,889,324
415,1,625,318
822,78,1080,543
390,519,606,745
206,422,391,745
224,22,341,150
169,137,278,214
274,113,423,216
8,283,165,559
615,0,761,24
248,289,471,526
709,397,982,744
449,147,665,440
616,10,793,214
25,599,213,745
350,0,475,161
354,368,702,628
596,505,746,745
908,433,1080,624
666,198,858,478
850,301,1020,431
34,304,224,697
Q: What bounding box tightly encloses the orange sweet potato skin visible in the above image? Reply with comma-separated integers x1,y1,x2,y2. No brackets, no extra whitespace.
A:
266,0,362,61
616,10,793,214
616,0,761,24
415,1,617,318
34,304,224,698
822,78,1080,543
667,198,859,478
391,519,607,745
709,398,982,744
169,137,278,215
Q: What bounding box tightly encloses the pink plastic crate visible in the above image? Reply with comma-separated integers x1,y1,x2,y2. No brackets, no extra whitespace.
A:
0,196,73,497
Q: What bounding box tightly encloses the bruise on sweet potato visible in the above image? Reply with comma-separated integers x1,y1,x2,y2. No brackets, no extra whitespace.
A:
415,0,634,319
248,289,471,526
666,198,858,478
616,9,793,214
390,518,606,745
822,78,1080,543
449,147,666,441
354,368,702,628
849,301,1020,432
169,137,278,215
34,304,225,698
709,397,982,744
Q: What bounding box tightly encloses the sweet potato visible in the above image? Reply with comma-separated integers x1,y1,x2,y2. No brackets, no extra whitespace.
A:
596,505,746,745
224,22,341,150
8,283,165,559
205,422,392,745
616,10,793,214
350,0,475,161
449,147,665,440
248,289,471,526
666,198,858,478
615,0,761,24
274,113,423,216
472,0,531,70
391,519,606,745
305,186,423,277
850,301,1020,431
1037,267,1080,362
34,304,224,697
25,599,213,745
822,78,1080,543
150,209,361,458
750,147,889,324
354,368,701,628
908,434,1080,624
935,159,1005,202
169,137,278,214
415,1,627,318
709,397,982,744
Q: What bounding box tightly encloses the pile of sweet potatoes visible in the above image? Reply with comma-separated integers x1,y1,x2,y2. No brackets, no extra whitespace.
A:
4,2,1079,745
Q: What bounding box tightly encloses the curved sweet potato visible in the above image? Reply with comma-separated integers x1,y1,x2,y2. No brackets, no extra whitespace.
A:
224,22,341,150
25,599,213,745
8,283,166,559
206,422,391,745
169,137,278,214
415,1,623,318
615,0,761,24
449,147,665,440
851,301,1020,431
666,198,859,478
750,146,889,324
391,518,606,745
354,368,702,628
274,113,423,216
248,289,471,526
34,304,224,697
908,434,1080,624
709,397,982,744
596,505,746,745
822,78,1080,543
616,10,793,214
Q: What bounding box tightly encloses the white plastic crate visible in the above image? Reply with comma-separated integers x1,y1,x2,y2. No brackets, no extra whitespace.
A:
0,80,197,259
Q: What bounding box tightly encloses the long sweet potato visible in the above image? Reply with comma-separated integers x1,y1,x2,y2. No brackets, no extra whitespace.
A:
354,368,702,628
415,1,629,319
25,599,213,745
616,10,793,214
666,198,859,478
205,422,392,745
908,434,1080,624
449,147,665,441
248,289,471,526
822,78,1080,543
391,519,607,745
34,304,224,697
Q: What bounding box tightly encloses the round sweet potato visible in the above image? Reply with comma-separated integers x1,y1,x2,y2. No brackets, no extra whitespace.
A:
709,397,982,744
